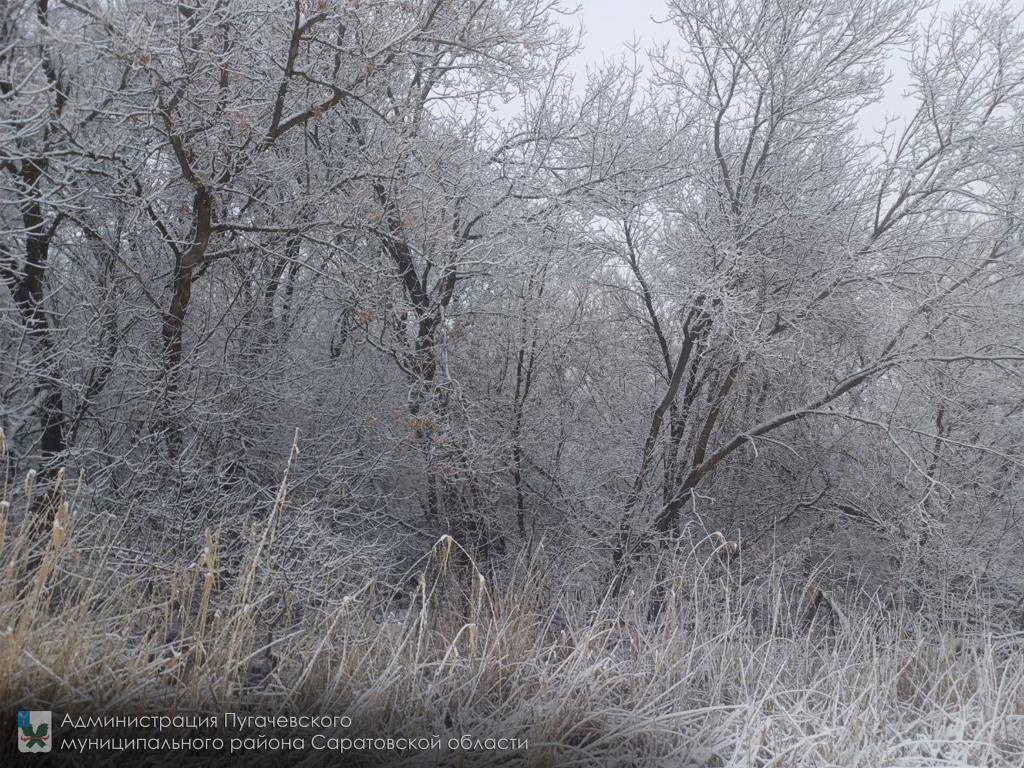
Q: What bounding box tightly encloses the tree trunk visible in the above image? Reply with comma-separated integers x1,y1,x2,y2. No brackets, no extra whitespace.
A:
159,186,213,458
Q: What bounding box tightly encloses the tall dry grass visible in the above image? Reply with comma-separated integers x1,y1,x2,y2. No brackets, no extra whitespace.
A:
1,432,1023,766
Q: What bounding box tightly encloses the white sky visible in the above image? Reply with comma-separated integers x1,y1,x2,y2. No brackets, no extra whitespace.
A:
564,0,671,83
569,0,672,62
568,0,964,137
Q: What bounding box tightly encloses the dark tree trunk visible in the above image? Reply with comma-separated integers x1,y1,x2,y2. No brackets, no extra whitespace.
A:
159,186,213,458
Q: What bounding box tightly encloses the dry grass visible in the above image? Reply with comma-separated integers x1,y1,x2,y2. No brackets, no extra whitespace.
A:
1,445,1023,766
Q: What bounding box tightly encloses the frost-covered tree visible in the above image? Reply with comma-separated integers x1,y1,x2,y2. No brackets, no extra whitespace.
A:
0,0,1021,599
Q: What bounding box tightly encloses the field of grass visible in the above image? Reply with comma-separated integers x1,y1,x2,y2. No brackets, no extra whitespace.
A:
2,457,1023,767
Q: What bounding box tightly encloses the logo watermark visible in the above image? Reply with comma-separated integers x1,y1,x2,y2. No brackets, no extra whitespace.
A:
18,710,52,753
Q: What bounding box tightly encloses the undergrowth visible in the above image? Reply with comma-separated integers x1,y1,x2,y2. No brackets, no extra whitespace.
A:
1,436,1022,767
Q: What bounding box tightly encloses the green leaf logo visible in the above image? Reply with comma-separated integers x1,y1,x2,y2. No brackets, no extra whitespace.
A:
21,721,49,749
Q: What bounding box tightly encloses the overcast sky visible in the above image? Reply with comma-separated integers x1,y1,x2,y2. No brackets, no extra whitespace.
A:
570,0,671,66
568,0,963,136
563,0,670,89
